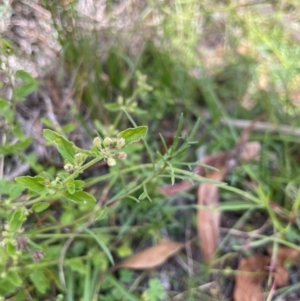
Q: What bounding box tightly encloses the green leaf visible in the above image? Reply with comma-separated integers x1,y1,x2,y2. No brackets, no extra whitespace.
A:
9,208,26,232
30,270,50,294
0,98,9,109
0,279,16,296
2,105,13,123
95,207,108,220
1,38,15,56
7,271,22,287
74,180,85,189
62,123,76,133
116,244,132,258
32,202,50,213
0,179,24,197
12,128,24,141
67,258,88,274
143,279,166,301
138,191,147,200
64,191,96,204
117,126,148,144
9,184,24,199
15,175,45,193
0,138,32,155
14,70,38,100
6,242,16,256
43,129,76,163
67,181,76,194
15,70,35,82
40,117,54,128
60,210,74,224
82,227,114,265
104,103,121,112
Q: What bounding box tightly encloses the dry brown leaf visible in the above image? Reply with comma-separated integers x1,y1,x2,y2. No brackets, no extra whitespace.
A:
113,239,184,271
158,179,196,196
269,246,300,266
239,141,261,161
268,247,300,287
234,256,270,301
197,164,230,262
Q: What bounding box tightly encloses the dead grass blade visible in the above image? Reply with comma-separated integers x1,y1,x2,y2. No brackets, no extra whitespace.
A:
112,239,185,271
234,256,270,301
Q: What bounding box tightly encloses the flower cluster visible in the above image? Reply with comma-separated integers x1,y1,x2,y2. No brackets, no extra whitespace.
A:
93,137,127,166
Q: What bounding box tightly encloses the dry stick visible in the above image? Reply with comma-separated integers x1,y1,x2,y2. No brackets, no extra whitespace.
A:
201,109,300,136
220,118,300,136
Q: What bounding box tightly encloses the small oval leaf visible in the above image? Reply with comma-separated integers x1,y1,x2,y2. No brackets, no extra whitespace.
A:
32,202,50,213
43,129,75,163
64,191,96,204
117,126,148,144
15,175,45,193
10,208,26,232
104,103,121,112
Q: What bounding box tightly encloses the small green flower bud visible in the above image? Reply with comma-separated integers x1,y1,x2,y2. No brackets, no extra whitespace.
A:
75,153,87,166
103,137,113,147
107,157,116,166
64,163,74,174
117,96,124,105
117,152,127,160
116,138,125,149
93,137,102,149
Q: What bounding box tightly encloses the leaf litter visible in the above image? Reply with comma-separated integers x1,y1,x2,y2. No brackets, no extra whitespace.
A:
124,120,299,300
233,247,300,301
112,239,185,271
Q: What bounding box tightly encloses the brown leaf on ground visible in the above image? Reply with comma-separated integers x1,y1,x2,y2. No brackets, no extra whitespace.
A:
268,247,300,287
197,164,229,262
112,239,184,271
196,140,260,262
239,141,261,161
234,256,270,301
